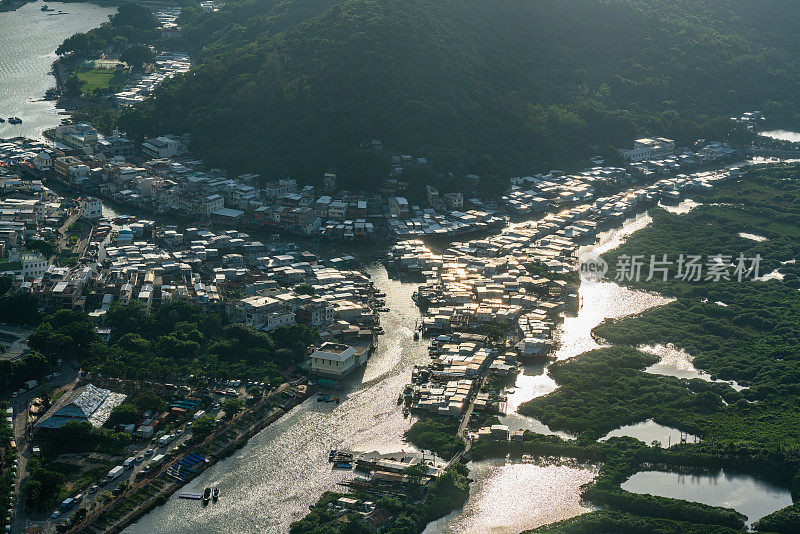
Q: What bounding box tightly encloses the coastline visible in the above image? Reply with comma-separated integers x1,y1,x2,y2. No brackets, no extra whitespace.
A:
66,379,315,533
1,0,125,14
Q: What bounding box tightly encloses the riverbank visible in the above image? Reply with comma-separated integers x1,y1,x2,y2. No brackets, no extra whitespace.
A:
120,265,431,533
67,379,314,533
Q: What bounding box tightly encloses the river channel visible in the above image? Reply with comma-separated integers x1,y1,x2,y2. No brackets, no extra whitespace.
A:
122,209,680,533
125,264,431,532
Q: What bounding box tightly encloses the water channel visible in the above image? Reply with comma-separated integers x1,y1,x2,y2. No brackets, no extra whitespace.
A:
125,264,431,532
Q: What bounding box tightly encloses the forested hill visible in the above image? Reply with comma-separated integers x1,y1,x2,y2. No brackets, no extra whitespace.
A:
117,0,800,184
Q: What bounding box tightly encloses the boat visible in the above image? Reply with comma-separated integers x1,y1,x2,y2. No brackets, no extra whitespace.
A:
0,118,4,123
202,487,211,505
41,4,54,10
333,462,353,469
397,393,404,405
403,407,410,418
212,487,219,502
8,117,22,125
413,331,420,340
329,450,353,463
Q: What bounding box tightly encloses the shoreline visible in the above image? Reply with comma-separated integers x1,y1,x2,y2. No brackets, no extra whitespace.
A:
66,379,315,534
0,0,161,14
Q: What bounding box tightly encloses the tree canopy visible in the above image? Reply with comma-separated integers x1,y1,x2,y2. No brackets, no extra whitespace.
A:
116,0,800,185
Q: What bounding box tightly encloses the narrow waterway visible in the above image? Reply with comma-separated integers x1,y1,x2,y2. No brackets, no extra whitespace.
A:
124,264,430,533
0,2,117,140
500,212,672,429
439,213,675,532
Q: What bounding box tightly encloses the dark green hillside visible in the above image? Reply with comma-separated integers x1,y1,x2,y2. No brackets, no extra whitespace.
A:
117,0,800,183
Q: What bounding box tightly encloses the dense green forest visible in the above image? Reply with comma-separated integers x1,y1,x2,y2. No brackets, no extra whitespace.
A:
25,301,318,385
598,163,800,389
107,0,800,186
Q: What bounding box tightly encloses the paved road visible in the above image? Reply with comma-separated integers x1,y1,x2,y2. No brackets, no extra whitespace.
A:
8,369,80,534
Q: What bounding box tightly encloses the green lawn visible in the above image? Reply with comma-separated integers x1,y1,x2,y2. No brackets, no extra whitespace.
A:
74,67,128,95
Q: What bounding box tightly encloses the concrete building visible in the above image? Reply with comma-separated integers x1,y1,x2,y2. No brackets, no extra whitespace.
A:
389,196,410,219
80,196,103,220
142,136,184,159
310,342,359,378
619,137,675,162
54,156,84,180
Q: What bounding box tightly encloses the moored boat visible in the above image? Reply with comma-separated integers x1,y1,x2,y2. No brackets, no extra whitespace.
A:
202,487,211,505
212,487,219,502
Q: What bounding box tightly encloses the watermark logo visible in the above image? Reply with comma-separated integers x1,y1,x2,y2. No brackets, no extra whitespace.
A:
578,252,608,281
606,253,762,282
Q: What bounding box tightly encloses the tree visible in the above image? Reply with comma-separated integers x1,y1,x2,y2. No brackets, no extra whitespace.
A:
222,398,244,418
105,403,139,428
294,284,315,295
25,240,55,259
110,3,158,32
121,44,156,71
131,390,167,412
63,76,84,98
56,33,90,56
191,414,216,438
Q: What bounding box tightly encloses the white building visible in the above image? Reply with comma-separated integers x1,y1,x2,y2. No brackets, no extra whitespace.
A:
80,196,103,220
68,164,91,185
20,252,48,278
142,136,184,159
619,137,675,162
33,151,53,172
310,342,359,378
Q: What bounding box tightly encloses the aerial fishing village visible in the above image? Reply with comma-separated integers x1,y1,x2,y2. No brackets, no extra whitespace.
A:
0,125,748,533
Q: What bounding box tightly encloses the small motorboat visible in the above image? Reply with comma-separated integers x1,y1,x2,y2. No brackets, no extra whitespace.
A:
403,407,410,418
333,462,352,469
202,487,211,505
8,117,22,124
212,487,219,502
397,393,404,405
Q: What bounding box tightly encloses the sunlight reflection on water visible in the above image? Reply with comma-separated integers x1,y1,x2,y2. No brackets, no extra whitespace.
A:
423,460,596,534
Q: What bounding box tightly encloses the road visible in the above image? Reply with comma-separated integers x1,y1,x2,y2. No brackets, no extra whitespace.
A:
8,368,79,534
